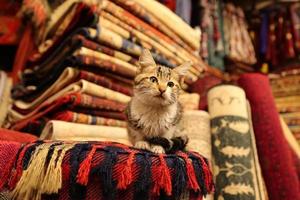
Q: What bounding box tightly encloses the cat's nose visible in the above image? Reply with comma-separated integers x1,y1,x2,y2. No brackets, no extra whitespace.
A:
159,87,166,93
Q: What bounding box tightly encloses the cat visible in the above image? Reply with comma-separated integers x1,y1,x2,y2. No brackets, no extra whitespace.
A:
126,49,191,153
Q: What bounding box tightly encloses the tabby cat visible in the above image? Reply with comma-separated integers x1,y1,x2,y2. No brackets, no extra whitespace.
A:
126,49,191,153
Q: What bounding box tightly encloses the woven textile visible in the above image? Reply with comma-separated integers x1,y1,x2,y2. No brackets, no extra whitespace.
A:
190,74,222,110
110,0,193,53
238,73,300,200
53,111,127,127
84,27,175,68
40,120,129,143
127,0,200,50
0,141,213,200
0,128,37,143
208,85,267,200
0,73,12,127
178,93,200,111
9,93,126,131
12,79,130,113
74,47,137,78
181,110,211,160
98,0,203,78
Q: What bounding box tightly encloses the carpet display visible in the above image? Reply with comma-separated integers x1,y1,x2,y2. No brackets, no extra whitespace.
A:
207,84,266,200
1,1,299,200
0,141,213,200
238,73,300,200
0,1,217,199
270,69,300,144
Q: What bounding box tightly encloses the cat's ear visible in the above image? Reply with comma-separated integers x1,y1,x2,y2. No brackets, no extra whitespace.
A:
138,49,156,72
173,61,192,77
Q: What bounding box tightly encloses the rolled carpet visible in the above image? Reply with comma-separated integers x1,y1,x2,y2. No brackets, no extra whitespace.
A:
207,84,267,200
180,110,213,200
238,73,300,200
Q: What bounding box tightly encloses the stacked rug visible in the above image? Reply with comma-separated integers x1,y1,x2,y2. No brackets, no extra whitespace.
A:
0,1,215,199
5,0,202,139
270,68,300,144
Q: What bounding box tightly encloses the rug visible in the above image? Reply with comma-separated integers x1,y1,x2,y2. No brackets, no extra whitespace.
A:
0,140,213,200
208,84,267,200
238,73,300,200
40,120,130,144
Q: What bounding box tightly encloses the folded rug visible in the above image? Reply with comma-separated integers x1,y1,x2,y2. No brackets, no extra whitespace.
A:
72,108,127,120
84,27,175,68
238,73,300,200
128,0,200,50
40,120,130,144
99,12,182,66
110,0,194,53
77,34,138,65
35,1,97,58
13,79,130,112
74,47,137,78
9,93,126,131
99,0,203,74
0,140,213,200
208,84,267,200
15,67,133,102
53,111,127,127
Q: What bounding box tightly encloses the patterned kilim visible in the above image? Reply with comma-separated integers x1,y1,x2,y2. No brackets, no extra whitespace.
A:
0,141,214,200
11,93,126,131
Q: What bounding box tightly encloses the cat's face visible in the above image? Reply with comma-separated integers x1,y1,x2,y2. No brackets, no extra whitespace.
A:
134,49,191,106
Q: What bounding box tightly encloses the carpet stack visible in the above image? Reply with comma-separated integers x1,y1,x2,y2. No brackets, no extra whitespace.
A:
270,68,300,144
4,0,202,139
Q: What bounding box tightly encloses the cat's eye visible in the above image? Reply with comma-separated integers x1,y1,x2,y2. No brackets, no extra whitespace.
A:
149,76,158,83
167,81,174,87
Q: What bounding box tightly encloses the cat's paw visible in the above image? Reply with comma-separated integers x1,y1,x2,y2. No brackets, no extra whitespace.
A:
134,141,151,150
151,145,165,154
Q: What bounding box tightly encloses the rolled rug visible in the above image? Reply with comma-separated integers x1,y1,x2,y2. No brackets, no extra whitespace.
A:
208,84,267,200
178,93,200,111
182,110,211,160
238,73,300,200
40,120,131,145
180,110,213,200
0,77,12,127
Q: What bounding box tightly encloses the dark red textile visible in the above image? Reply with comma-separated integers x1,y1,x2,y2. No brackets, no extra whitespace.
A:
12,25,35,84
238,73,300,200
189,74,222,110
0,128,37,143
159,0,176,11
0,141,22,189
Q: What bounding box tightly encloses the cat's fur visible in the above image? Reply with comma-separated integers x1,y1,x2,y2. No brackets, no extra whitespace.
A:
126,49,191,153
